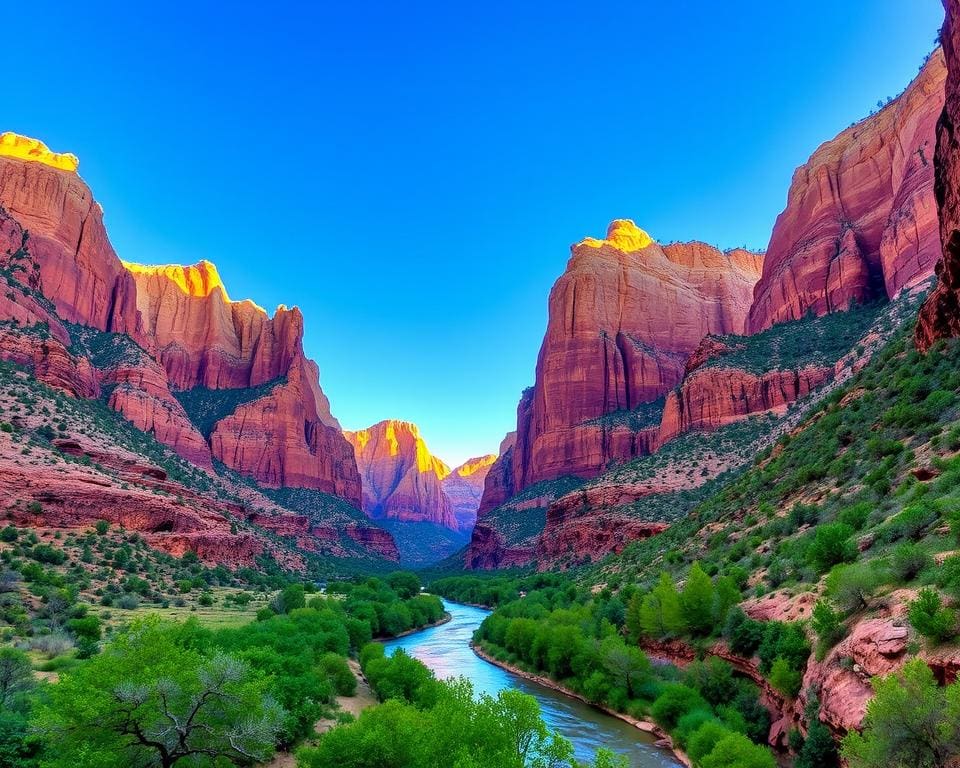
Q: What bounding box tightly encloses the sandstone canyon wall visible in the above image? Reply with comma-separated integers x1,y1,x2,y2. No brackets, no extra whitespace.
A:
0,133,383,563
479,221,763,510
918,2,960,349
480,50,948,519
441,454,497,531
346,420,458,528
750,51,946,333
124,261,361,502
346,420,496,532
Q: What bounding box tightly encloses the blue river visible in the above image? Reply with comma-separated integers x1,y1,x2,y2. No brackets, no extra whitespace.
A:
384,600,681,767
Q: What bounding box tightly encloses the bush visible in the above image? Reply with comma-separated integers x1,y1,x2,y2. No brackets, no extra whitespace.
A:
651,684,709,731
807,523,857,573
825,563,881,614
687,721,732,765
318,652,357,697
889,543,933,583
769,657,802,698
907,588,957,643
724,608,764,657
701,732,776,768
811,600,846,658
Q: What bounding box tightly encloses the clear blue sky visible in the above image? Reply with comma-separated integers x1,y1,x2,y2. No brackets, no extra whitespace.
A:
10,1,943,465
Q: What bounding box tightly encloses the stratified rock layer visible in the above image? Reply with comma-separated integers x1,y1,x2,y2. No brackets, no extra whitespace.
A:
918,4,960,348
345,420,457,528
0,139,147,346
481,222,763,509
441,454,497,531
751,51,946,333
124,261,361,501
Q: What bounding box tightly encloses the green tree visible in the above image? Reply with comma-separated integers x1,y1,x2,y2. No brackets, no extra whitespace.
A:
0,648,33,709
682,563,716,636
639,573,685,639
34,618,284,768
272,583,306,614
599,637,651,699
811,601,845,658
769,656,802,698
908,589,958,643
701,732,776,768
842,659,960,768
825,563,880,614
386,571,422,600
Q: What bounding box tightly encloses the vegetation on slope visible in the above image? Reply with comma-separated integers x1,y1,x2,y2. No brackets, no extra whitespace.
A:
702,300,884,375
174,377,286,438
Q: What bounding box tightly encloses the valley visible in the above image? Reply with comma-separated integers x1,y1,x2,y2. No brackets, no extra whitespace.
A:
1,2,959,768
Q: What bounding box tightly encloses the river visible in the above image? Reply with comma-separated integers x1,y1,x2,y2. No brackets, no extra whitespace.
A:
383,600,681,768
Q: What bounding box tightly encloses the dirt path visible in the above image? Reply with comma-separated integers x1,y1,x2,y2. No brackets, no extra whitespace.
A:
261,659,377,767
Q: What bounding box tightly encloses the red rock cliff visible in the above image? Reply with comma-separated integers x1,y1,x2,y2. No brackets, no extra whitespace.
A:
481,222,763,509
441,454,497,531
0,133,361,505
918,3,960,349
0,134,148,347
124,261,300,390
750,51,946,333
345,420,457,528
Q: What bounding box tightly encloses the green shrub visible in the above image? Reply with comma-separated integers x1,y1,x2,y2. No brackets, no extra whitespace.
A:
907,588,957,643
806,523,857,573
651,684,709,731
768,657,802,698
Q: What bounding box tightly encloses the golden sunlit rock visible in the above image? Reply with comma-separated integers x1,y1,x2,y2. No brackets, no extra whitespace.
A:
578,219,654,252
122,260,230,300
0,132,79,172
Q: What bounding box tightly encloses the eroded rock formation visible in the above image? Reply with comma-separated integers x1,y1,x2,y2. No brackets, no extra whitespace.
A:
918,4,960,348
480,222,763,509
750,51,946,333
345,420,457,528
441,454,497,531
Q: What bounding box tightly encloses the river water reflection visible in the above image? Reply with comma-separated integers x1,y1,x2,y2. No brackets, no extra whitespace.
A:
383,600,681,768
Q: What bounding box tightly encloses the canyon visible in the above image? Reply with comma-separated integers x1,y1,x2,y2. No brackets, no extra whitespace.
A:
0,135,387,566
471,48,949,570
346,419,495,533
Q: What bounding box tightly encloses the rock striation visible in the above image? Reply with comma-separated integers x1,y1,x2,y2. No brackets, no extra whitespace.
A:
441,454,497,531
480,222,763,509
0,136,147,346
751,51,946,333
918,4,960,349
345,420,457,528
0,133,385,562
127,261,361,501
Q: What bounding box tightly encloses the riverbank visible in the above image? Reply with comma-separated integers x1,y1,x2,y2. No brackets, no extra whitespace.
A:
471,642,691,768
380,611,452,639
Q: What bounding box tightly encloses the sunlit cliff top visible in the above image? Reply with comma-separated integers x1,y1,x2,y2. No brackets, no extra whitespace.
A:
578,219,654,252
0,133,79,172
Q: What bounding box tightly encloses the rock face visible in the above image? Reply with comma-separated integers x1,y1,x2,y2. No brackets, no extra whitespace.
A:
657,341,834,444
0,134,387,563
0,135,147,346
480,222,763,509
102,357,213,470
211,359,361,500
128,261,361,501
345,420,458,528
750,52,946,334
441,454,497,531
918,4,960,349
124,261,301,390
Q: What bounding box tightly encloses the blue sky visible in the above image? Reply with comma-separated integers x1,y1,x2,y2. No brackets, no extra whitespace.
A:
9,1,943,465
